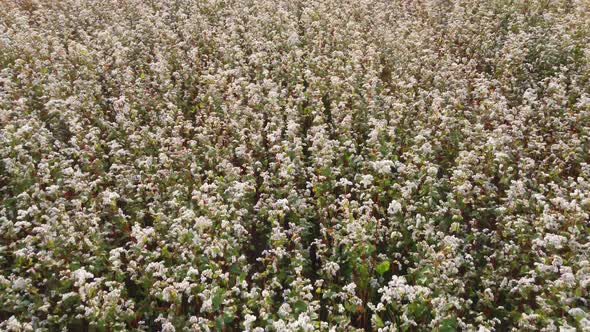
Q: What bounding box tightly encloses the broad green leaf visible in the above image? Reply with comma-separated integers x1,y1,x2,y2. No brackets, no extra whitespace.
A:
376,261,390,275
374,314,384,328
439,318,457,332
212,288,225,311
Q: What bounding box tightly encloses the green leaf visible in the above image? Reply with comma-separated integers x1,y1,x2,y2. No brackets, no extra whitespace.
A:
212,288,225,311
62,293,81,308
293,300,307,316
408,301,429,319
215,316,224,331
374,314,384,328
375,261,390,275
223,312,235,323
439,318,457,332
414,266,433,286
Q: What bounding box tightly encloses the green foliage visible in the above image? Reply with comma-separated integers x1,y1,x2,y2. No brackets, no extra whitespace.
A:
375,261,390,276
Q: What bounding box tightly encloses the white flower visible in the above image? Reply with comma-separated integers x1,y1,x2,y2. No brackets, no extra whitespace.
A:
12,278,27,291
195,216,212,229
427,166,438,177
343,283,357,295
200,298,213,313
324,261,340,276
161,321,176,332
61,292,78,301
274,198,290,211
278,303,292,317
2,316,27,332
360,174,374,188
337,177,353,188
131,225,155,244
372,160,394,175
73,268,94,286
388,200,402,215
244,314,257,331
102,190,120,206
568,308,587,320
543,233,567,249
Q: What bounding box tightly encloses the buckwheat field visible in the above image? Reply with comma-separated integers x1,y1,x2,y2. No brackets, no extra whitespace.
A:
1,0,590,331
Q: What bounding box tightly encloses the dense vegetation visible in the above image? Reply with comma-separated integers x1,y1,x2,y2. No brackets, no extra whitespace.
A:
1,0,590,330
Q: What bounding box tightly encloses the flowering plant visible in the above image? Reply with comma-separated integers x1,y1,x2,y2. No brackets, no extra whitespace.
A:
1,0,590,331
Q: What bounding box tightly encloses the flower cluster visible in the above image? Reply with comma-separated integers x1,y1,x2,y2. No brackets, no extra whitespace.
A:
1,0,590,331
